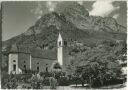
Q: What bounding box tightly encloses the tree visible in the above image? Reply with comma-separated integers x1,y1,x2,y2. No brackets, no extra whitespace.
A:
67,41,124,87
50,61,62,73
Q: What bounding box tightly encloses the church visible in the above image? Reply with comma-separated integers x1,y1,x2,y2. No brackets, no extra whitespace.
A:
8,32,69,74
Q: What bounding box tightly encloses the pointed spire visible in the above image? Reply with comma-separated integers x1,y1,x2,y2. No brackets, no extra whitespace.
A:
58,31,63,43
58,32,62,39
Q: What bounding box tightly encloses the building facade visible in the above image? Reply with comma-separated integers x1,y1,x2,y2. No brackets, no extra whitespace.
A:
8,32,67,74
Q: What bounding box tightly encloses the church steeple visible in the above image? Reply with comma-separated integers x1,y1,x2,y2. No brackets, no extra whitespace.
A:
57,32,63,66
58,32,63,47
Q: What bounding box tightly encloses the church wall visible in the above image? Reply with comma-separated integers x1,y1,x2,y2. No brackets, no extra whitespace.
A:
31,57,56,72
8,53,18,74
18,53,31,70
62,47,71,72
64,54,74,74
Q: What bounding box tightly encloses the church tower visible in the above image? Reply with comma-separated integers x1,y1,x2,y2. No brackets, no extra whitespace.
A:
8,44,19,74
57,32,63,66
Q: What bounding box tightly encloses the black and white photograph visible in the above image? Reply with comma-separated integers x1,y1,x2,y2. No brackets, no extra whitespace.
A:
1,0,127,89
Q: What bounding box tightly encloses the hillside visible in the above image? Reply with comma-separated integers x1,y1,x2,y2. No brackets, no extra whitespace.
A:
2,3,126,53
1,3,127,74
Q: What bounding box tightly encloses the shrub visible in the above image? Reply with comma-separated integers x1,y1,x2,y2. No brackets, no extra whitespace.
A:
2,74,18,89
58,76,70,86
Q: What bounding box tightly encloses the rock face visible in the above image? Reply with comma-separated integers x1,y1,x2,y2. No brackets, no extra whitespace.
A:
62,4,126,33
2,3,126,53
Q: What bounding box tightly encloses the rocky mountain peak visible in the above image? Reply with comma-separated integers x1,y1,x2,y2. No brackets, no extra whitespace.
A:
3,3,126,51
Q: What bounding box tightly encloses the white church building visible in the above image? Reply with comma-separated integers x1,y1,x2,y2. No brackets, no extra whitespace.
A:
8,32,69,74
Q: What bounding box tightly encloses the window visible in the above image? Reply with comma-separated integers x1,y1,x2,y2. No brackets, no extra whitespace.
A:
59,41,61,46
24,61,25,63
24,65,26,69
46,67,48,72
45,64,48,72
37,67,39,71
64,41,67,46
13,60,16,62
13,64,16,71
37,62,39,64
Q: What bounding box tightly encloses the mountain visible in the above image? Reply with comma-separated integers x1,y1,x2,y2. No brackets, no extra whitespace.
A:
3,12,90,50
60,3,126,33
2,3,126,53
2,3,127,73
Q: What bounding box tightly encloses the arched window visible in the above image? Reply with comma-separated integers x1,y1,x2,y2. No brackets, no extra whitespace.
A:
24,65,26,69
46,67,48,72
13,64,16,71
24,65,27,73
37,66,39,71
64,41,67,46
59,41,61,46
46,64,48,72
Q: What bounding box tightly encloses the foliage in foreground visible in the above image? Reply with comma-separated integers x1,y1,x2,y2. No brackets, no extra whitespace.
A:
67,40,126,87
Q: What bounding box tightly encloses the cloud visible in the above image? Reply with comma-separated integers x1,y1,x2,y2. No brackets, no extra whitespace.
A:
89,0,120,17
46,1,62,12
31,1,63,19
77,1,83,5
31,2,43,19
113,14,119,19
46,1,56,12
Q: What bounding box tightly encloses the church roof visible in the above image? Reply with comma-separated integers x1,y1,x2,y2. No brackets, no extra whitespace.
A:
9,44,18,53
9,44,31,54
18,46,31,53
30,48,57,60
9,44,57,60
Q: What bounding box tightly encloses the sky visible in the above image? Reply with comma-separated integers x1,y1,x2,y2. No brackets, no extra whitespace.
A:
2,1,127,41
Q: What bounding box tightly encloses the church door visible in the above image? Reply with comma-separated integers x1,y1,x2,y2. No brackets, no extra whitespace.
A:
13,64,16,71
